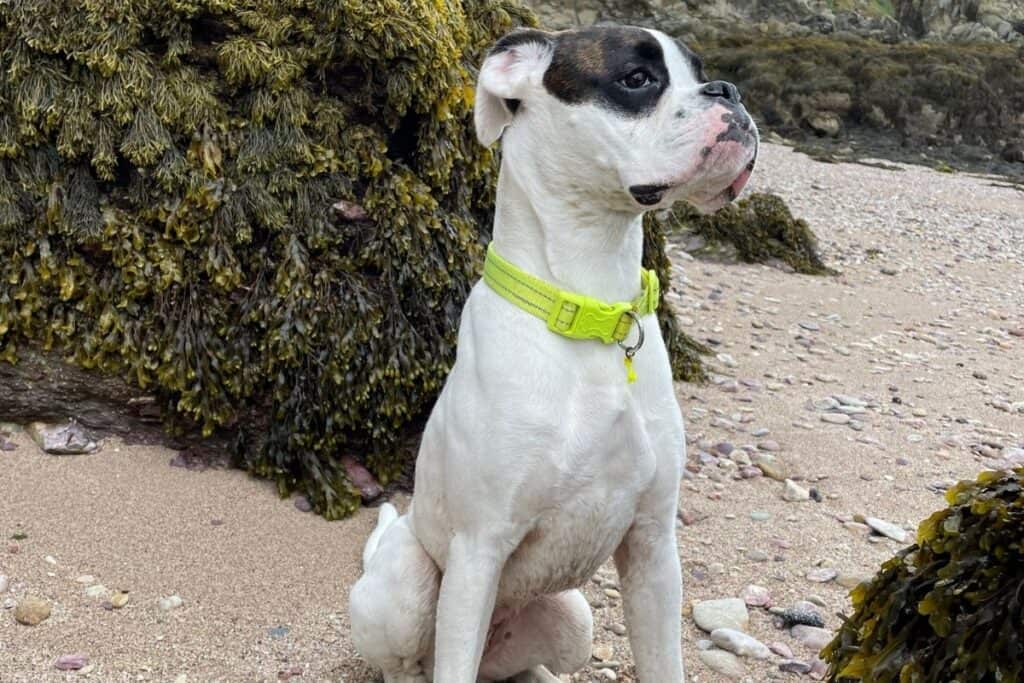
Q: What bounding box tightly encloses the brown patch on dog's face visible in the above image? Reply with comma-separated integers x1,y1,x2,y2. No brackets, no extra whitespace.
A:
542,27,673,117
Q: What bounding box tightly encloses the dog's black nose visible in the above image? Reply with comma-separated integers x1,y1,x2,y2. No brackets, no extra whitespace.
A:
701,80,741,105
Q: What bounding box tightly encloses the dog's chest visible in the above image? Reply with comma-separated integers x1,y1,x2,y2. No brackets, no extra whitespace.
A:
494,401,658,608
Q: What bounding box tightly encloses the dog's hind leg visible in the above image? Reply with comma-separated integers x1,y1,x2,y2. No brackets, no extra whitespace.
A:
477,590,592,683
350,507,440,683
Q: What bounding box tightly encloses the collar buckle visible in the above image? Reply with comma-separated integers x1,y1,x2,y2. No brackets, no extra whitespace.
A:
547,291,633,345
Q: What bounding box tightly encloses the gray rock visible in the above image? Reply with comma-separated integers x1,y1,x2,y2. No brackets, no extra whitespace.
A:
711,628,772,659
158,594,184,611
0,574,8,593
693,598,750,633
805,568,838,583
866,517,908,542
698,649,746,679
26,421,99,455
55,655,89,671
820,413,851,425
780,660,813,674
791,624,834,651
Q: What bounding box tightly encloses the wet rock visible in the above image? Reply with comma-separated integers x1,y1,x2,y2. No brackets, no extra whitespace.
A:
293,496,313,513
26,420,99,455
14,595,51,625
780,605,826,628
694,598,750,633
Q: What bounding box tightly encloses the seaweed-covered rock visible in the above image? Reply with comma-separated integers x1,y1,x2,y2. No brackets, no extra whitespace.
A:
0,0,538,519
663,193,831,275
824,468,1024,682
0,1,704,518
693,33,1024,153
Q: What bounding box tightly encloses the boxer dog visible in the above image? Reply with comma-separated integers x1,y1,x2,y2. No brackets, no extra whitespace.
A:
349,25,757,683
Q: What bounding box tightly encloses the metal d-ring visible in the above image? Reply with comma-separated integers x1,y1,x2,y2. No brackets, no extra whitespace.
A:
617,310,645,358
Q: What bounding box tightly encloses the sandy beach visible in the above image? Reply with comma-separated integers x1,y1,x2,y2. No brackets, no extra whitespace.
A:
2,142,1022,681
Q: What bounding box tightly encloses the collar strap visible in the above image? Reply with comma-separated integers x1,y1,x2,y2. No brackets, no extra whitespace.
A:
482,243,659,345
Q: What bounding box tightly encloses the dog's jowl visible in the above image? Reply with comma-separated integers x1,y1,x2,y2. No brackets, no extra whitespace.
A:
350,24,757,683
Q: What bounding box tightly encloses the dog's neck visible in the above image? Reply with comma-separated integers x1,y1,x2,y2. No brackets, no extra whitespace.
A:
490,157,645,303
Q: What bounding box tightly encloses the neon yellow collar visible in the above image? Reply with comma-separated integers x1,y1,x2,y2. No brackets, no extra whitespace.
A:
482,243,659,383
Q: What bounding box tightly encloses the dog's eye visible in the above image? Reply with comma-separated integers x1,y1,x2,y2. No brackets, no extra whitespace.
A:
618,69,654,90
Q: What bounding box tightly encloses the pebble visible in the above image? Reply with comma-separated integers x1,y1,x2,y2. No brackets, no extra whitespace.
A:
0,574,8,593
791,624,834,651
865,517,908,542
837,573,871,589
596,669,617,681
14,595,51,625
711,628,772,659
75,575,95,584
159,595,184,611
55,654,89,671
698,649,746,678
783,479,810,502
294,496,313,513
769,642,794,658
805,567,838,583
779,605,826,628
27,421,99,455
780,660,813,674
741,584,771,607
820,413,851,425
111,592,130,609
693,598,750,633
593,644,615,661
84,584,110,599
749,511,771,521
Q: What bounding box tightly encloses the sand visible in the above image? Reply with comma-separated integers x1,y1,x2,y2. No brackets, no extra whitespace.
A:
1,142,1022,682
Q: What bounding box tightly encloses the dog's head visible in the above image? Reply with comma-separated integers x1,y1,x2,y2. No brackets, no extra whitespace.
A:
475,26,757,214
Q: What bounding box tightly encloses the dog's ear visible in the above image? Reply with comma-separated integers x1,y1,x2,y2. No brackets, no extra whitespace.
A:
474,29,554,147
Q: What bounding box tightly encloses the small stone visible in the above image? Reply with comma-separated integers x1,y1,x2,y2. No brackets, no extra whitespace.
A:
747,549,769,562
711,628,772,659
769,642,794,658
293,496,313,512
3,597,16,609
84,584,109,599
805,568,838,583
26,421,99,455
0,574,8,593
55,654,88,671
714,441,735,456
791,624,834,651
111,592,130,609
698,649,746,678
75,575,95,584
596,669,618,681
821,413,851,425
783,479,811,502
750,511,771,521
593,644,615,661
758,440,781,452
693,598,750,633
158,594,184,611
741,585,771,607
603,588,621,600
341,455,383,503
779,660,813,674
608,622,627,636
44,555,57,565
865,517,908,543
14,595,51,625
799,321,821,331
837,573,870,589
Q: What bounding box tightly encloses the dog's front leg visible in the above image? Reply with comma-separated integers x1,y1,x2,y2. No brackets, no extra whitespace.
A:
614,515,684,682
433,534,505,682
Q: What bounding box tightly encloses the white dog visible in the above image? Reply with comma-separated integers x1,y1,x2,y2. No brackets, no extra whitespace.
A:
349,25,758,683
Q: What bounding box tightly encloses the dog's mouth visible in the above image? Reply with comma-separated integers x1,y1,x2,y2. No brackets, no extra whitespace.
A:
628,150,757,210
